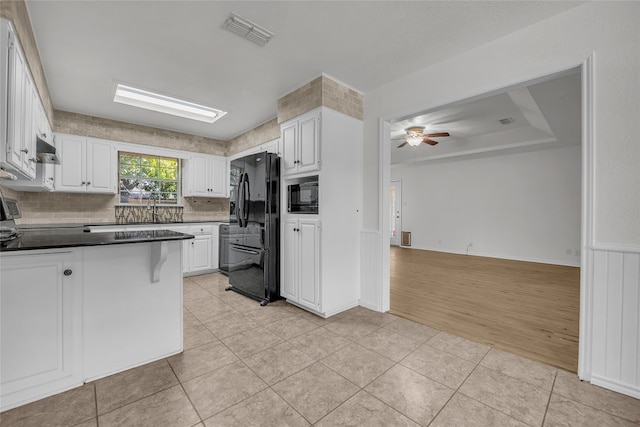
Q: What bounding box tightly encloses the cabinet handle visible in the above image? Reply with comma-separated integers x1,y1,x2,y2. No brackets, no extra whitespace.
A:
86,182,91,185
64,269,73,276
81,181,86,185
29,157,37,163
20,148,29,154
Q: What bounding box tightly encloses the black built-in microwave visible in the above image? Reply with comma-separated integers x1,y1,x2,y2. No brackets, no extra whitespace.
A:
287,180,318,214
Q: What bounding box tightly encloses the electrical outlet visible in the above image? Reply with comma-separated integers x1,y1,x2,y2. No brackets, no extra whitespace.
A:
574,250,581,257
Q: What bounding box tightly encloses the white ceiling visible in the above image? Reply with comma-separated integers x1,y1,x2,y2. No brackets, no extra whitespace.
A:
390,71,582,165
25,1,583,141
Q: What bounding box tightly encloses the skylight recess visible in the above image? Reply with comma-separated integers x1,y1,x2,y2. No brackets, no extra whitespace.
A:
113,84,227,123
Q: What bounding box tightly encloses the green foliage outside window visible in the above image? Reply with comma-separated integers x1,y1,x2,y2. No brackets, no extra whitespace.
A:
119,152,180,204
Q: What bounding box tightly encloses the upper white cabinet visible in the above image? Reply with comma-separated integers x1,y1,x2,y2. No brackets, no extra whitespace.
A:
1,19,44,180
183,154,227,198
281,110,320,176
0,250,83,411
229,138,281,162
53,134,117,194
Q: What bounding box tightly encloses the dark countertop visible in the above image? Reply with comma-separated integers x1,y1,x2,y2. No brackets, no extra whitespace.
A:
16,220,229,230
0,228,194,252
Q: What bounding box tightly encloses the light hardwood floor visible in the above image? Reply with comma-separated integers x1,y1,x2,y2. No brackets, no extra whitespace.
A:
390,246,580,372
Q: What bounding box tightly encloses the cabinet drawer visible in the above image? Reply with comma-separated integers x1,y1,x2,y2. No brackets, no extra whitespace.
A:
188,225,213,236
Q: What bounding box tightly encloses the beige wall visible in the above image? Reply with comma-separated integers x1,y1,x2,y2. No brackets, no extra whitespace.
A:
0,0,53,122
226,118,280,157
54,110,226,156
277,75,363,124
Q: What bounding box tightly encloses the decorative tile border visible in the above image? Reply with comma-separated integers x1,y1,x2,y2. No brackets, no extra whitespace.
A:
115,205,183,224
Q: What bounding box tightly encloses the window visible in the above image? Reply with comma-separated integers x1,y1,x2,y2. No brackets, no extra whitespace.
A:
118,152,180,204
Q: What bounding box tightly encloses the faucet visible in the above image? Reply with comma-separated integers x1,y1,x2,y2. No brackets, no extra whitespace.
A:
147,194,160,223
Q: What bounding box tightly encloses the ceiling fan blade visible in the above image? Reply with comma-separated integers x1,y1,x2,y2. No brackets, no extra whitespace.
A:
397,141,408,148
423,138,439,146
424,132,450,137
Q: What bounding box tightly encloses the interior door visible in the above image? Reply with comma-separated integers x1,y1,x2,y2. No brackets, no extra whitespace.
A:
390,179,401,246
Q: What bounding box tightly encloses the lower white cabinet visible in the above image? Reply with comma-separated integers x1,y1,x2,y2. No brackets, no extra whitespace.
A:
281,217,320,311
163,223,219,275
0,250,83,411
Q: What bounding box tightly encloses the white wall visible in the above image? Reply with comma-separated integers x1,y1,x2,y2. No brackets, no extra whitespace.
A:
361,1,640,397
391,145,581,266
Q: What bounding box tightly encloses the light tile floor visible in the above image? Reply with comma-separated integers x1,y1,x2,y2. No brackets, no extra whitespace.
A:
2,272,639,427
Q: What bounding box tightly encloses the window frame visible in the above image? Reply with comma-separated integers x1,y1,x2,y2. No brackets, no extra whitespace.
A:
117,151,182,206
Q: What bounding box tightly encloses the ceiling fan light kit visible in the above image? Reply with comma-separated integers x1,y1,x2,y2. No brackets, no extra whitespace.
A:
397,126,450,148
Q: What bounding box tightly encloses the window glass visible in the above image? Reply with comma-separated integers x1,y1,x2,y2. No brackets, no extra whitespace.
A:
118,152,180,204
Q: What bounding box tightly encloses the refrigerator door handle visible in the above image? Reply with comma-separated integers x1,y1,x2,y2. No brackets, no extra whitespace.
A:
237,173,245,227
243,173,250,224
230,246,260,256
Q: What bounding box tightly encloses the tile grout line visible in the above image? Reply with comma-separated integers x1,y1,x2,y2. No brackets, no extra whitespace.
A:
425,346,487,426
166,356,206,426
541,371,558,427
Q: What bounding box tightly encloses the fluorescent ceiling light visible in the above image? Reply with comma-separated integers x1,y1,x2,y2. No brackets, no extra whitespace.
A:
113,84,227,123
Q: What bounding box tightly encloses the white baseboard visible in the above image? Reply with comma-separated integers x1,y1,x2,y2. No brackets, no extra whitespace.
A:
590,375,640,399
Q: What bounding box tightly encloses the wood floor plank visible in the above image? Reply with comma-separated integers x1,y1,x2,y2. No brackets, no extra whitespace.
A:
390,247,580,372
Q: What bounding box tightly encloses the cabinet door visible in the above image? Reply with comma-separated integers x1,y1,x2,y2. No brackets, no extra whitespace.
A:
298,219,320,311
6,35,25,170
186,154,210,197
210,156,227,197
86,139,116,193
0,251,82,411
22,76,36,178
190,235,213,272
281,218,299,301
298,113,319,173
54,135,86,192
261,138,280,155
281,122,297,175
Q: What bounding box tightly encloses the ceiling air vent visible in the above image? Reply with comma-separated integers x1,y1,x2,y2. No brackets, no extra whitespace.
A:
223,13,273,47
499,117,515,125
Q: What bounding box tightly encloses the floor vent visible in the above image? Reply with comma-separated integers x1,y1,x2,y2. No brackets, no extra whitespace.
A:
401,231,411,246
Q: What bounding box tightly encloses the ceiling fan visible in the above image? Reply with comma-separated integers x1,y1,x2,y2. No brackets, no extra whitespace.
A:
395,126,450,148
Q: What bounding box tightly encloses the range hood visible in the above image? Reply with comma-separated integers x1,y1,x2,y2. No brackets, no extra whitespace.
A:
36,136,60,164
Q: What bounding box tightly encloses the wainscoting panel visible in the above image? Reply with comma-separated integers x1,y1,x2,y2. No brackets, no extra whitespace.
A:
360,230,382,311
591,247,640,398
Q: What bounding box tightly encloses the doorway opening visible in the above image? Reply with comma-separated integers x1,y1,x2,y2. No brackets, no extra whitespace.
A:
380,64,590,373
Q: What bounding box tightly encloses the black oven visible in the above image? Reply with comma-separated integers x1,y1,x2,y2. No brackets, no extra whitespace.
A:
287,181,318,214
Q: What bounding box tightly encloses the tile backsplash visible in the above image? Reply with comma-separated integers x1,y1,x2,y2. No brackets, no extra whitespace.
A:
1,184,229,225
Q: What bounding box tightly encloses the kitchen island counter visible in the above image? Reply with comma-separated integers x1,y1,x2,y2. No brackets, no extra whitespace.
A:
0,227,193,252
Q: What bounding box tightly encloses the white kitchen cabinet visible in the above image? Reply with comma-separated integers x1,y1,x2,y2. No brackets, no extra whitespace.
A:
187,224,213,273
281,110,320,176
1,19,38,180
53,134,117,194
280,107,361,318
229,138,281,161
281,218,320,311
0,250,83,411
4,161,55,192
183,154,227,198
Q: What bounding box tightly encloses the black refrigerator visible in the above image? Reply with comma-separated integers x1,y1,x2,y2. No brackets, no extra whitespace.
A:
227,152,280,305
